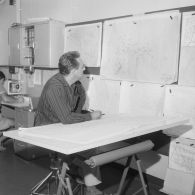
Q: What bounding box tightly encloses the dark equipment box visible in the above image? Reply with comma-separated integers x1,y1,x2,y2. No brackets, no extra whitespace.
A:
13,139,50,161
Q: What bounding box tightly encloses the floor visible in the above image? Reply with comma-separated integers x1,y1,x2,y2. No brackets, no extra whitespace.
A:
0,140,167,195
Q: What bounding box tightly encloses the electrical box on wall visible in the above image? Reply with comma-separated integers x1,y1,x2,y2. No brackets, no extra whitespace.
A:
9,19,65,68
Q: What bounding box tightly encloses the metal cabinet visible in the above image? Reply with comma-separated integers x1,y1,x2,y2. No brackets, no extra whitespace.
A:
1,105,34,128
33,22,50,66
9,19,65,68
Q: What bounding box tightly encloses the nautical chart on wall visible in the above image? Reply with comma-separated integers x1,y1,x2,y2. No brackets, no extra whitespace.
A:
65,22,102,67
100,11,181,84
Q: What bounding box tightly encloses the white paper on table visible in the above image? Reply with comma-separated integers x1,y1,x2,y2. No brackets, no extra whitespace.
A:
18,114,188,145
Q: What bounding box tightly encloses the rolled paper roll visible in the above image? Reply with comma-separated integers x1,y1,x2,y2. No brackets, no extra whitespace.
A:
85,140,154,168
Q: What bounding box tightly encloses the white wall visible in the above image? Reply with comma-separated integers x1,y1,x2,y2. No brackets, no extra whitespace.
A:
71,0,195,22
1,0,194,66
20,0,72,23
19,0,195,23
0,0,16,65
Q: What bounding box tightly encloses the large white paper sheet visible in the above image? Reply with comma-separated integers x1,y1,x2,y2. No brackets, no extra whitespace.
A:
4,115,188,154
119,81,165,117
83,75,121,114
65,23,102,67
169,138,195,174
164,85,195,119
163,85,195,138
18,114,188,145
162,167,195,195
179,12,195,87
100,11,181,84
181,12,195,47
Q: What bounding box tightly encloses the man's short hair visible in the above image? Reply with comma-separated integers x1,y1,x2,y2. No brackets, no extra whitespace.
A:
58,51,80,75
0,71,6,81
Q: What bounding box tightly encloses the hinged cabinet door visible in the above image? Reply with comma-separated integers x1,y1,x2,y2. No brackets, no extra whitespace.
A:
9,26,21,65
34,22,50,66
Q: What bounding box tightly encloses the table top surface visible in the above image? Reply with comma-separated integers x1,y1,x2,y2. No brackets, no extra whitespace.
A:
4,114,189,155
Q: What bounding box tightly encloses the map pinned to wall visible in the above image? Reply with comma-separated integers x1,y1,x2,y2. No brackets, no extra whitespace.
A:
65,22,102,67
100,11,181,84
179,12,195,87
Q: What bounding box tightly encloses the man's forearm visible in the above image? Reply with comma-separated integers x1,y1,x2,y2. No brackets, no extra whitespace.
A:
60,111,92,124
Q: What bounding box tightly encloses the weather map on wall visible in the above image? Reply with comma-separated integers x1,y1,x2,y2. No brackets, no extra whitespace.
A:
100,11,181,84
65,22,102,67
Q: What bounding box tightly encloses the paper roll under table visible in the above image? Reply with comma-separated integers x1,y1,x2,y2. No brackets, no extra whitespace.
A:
85,140,154,168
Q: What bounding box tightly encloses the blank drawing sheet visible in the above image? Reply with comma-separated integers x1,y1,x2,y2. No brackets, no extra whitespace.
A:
100,11,181,84
65,22,102,67
18,114,188,145
163,85,195,139
163,85,195,120
179,12,195,87
81,75,121,114
119,81,165,117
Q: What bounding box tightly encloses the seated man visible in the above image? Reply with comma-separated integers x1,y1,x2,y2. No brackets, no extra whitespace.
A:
0,71,23,151
34,51,103,194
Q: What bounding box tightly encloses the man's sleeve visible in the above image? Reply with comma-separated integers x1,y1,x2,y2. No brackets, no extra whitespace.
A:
47,86,91,124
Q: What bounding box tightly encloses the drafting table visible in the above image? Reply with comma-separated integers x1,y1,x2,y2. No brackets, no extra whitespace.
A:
3,114,189,155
